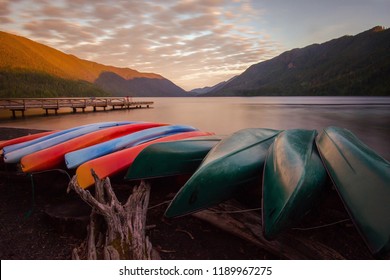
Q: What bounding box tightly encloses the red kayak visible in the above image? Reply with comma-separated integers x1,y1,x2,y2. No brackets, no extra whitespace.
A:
0,130,58,151
20,122,165,173
75,130,214,189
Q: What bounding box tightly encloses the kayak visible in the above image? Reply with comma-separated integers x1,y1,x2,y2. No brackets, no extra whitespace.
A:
0,130,58,151
3,121,132,164
65,125,197,169
262,129,327,239
0,141,4,162
125,135,223,180
2,123,103,154
20,122,165,173
316,126,390,255
165,128,281,218
75,130,214,189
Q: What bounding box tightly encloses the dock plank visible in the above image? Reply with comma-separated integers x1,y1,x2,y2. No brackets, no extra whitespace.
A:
0,97,153,118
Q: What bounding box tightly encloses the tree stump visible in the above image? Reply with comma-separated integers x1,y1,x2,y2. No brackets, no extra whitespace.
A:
67,170,159,260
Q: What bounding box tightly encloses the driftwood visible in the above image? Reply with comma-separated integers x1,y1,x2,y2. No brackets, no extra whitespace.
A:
192,200,345,260
67,170,159,260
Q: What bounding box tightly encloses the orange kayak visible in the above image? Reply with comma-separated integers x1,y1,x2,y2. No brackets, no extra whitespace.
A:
0,130,57,151
76,130,214,189
20,123,165,173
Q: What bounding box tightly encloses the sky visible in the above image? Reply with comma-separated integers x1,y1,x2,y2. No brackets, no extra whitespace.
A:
1,0,390,91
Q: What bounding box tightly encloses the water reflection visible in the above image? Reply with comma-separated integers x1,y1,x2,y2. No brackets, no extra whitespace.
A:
0,97,389,160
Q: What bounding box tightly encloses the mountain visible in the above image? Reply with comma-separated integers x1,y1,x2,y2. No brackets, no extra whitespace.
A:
0,31,186,97
94,72,185,97
208,26,390,96
190,80,229,95
189,76,237,95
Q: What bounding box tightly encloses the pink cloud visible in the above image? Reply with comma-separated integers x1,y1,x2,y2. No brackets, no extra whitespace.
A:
3,0,283,90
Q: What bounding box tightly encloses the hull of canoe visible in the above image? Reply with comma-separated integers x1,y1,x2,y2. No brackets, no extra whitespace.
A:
125,136,223,180
165,128,281,218
20,122,165,173
75,131,214,189
262,129,327,239
316,126,390,255
3,121,132,163
65,125,197,169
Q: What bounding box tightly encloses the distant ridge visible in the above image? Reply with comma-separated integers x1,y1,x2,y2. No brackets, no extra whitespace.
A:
189,76,237,95
0,31,186,97
2,27,389,98
207,26,390,96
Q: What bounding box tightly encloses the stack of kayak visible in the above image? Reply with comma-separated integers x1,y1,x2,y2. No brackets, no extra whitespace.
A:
1,123,389,255
0,121,214,188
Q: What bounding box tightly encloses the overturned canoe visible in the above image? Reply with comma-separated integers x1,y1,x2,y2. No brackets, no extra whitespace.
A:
65,125,197,169
316,126,390,255
262,129,327,239
125,135,222,180
3,121,132,164
0,130,58,151
20,122,165,173
165,128,281,218
75,130,214,189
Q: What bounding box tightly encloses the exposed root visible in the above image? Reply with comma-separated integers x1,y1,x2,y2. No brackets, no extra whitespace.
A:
68,170,160,260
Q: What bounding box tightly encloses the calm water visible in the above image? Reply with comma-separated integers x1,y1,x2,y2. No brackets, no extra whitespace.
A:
1,96,389,160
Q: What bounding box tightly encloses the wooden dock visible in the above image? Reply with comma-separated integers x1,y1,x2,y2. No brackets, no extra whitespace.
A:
0,97,153,118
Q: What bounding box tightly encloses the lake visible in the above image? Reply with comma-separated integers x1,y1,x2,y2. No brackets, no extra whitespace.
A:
1,96,389,160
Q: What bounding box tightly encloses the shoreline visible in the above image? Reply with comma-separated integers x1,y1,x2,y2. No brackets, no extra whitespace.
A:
0,127,386,260
0,127,275,260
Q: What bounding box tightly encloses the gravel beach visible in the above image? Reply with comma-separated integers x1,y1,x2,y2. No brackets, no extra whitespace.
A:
0,127,386,260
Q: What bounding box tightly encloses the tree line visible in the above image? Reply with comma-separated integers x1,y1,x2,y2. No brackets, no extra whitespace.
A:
0,69,110,98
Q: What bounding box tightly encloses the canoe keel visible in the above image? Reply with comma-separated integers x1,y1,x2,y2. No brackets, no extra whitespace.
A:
262,129,328,239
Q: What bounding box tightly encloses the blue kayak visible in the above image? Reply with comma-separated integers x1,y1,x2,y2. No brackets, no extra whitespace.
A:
65,125,198,169
2,123,95,154
3,121,132,164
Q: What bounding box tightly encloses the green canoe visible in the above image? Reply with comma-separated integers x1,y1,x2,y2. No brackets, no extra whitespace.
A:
262,129,327,239
165,128,281,218
124,136,223,180
316,126,390,255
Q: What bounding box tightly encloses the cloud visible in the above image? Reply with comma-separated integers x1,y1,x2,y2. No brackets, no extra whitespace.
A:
0,1,13,23
0,1,10,16
3,0,283,90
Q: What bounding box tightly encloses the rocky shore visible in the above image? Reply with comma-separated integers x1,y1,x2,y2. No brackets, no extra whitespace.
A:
0,127,386,260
